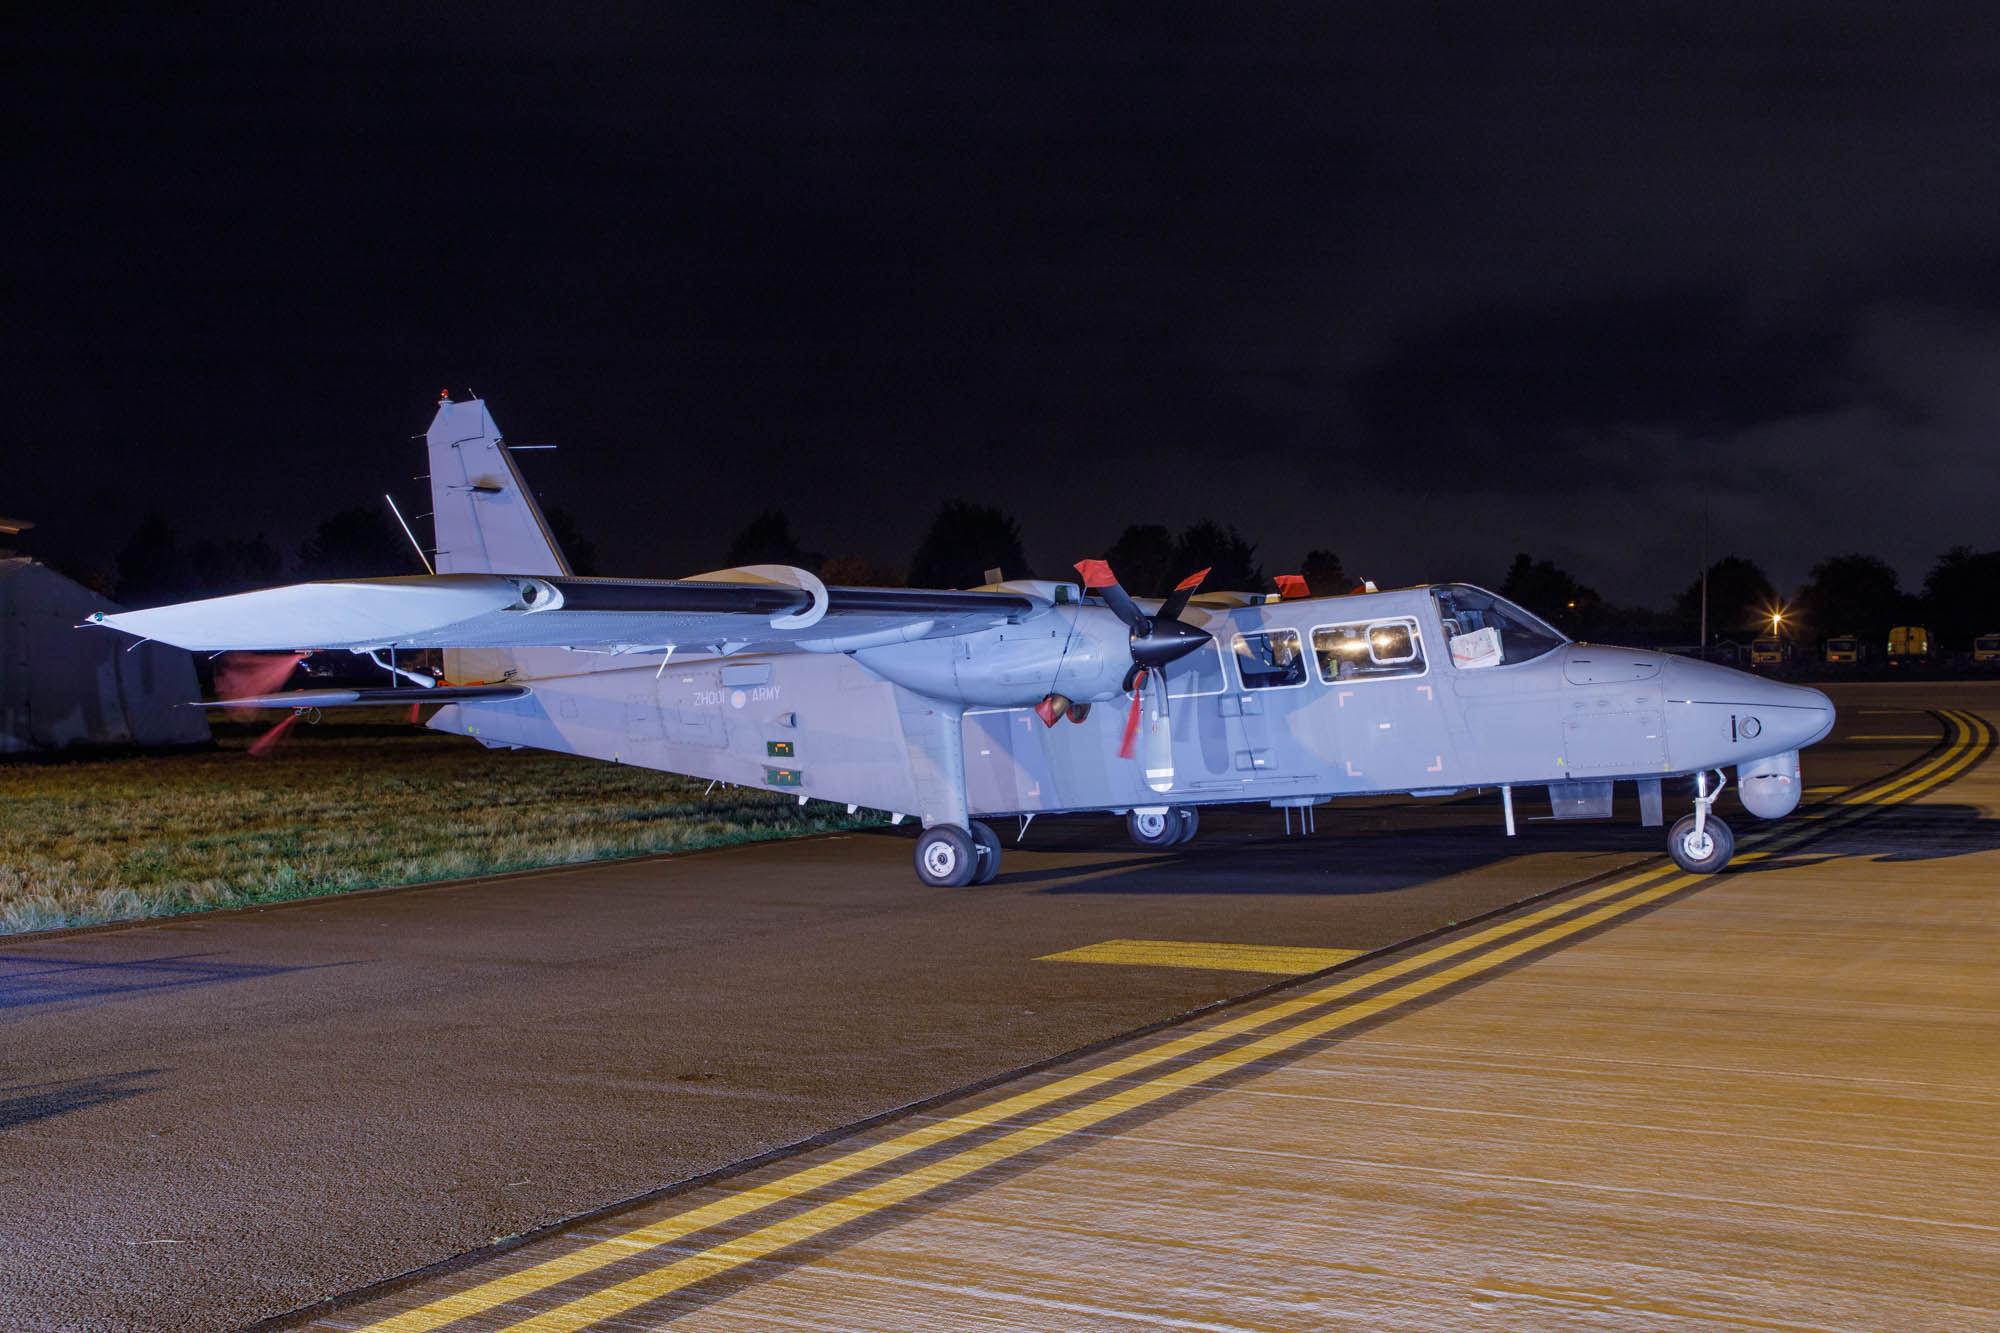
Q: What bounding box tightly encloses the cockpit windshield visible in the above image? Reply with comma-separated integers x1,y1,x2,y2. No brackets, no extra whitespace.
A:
1430,584,1567,669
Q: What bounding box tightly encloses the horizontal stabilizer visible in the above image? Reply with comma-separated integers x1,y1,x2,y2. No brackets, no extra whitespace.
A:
208,685,529,709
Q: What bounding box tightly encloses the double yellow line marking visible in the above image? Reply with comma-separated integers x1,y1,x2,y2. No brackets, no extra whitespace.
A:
363,710,1991,1332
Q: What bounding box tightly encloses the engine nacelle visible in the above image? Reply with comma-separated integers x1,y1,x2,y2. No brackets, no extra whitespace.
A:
853,605,1133,708
1738,749,1802,819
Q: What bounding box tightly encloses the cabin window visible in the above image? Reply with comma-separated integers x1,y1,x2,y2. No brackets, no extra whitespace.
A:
1232,629,1307,689
1313,618,1426,682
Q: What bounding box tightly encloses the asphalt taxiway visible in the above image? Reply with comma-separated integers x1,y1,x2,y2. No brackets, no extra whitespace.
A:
3,683,1994,1331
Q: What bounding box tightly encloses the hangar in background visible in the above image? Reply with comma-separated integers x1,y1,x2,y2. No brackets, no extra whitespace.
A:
1,519,209,753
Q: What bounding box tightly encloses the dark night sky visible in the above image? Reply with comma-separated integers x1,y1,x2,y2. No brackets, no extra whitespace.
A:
9,5,1999,607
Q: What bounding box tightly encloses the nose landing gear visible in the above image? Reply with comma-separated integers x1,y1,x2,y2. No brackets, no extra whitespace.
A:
1668,769,1735,874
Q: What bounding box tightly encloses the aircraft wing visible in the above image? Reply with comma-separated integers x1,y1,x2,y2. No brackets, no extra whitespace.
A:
88,572,1043,656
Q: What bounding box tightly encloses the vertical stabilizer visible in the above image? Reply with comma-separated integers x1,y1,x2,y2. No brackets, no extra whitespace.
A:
426,397,568,576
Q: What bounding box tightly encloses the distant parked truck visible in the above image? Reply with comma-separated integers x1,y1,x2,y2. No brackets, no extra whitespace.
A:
1824,634,1864,664
1974,632,2000,663
1887,626,1930,663
1750,636,1785,667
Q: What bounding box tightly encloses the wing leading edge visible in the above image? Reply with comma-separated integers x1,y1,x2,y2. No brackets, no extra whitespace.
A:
90,572,1043,656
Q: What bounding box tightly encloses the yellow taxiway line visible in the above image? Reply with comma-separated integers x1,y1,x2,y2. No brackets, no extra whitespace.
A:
1035,938,1365,974
356,709,1990,1333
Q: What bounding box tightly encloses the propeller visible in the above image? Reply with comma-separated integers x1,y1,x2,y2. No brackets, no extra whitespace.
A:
1113,668,1176,792
247,710,304,757
1076,560,1212,793
214,652,309,718
1073,560,1212,689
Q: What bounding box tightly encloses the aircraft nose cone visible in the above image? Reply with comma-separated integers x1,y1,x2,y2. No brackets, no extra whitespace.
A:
1132,617,1211,670
1786,682,1837,748
1662,658,1836,749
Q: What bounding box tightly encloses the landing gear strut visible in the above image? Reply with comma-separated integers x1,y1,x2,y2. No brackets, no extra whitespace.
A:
1668,769,1735,874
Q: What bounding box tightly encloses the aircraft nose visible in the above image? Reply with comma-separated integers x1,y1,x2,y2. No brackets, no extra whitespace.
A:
1662,658,1836,750
1793,683,1836,747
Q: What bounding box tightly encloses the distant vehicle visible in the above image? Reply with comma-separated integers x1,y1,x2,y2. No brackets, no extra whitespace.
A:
1887,626,1930,663
1750,637,1785,668
1823,635,1863,665
1974,633,2000,663
86,395,1836,881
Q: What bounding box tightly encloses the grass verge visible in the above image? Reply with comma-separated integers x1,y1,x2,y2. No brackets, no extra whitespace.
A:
1,713,872,933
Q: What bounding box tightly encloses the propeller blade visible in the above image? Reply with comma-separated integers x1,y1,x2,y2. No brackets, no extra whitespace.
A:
247,711,302,757
215,651,309,717
1073,559,1147,631
1157,567,1210,622
1140,666,1174,792
1118,668,1146,759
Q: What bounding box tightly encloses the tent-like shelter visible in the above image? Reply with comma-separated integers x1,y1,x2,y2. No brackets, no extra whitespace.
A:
1,544,211,753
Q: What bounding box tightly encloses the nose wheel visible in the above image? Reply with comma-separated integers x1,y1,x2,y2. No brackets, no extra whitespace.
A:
1667,769,1735,874
1668,812,1734,873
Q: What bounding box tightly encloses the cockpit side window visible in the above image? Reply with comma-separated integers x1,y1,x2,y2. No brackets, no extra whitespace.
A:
1430,584,1566,669
1232,629,1307,689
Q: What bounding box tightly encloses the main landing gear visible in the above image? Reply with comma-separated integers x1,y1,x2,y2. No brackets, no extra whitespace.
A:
1667,769,1735,874
914,820,1003,887
1127,806,1199,848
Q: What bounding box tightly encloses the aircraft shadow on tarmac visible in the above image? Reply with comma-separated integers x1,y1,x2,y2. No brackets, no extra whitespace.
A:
0,951,352,1011
0,1069,165,1131
909,792,2000,895
980,809,1666,896
1736,802,2000,871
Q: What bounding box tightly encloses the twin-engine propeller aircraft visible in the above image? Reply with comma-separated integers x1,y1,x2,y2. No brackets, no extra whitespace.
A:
90,396,1835,886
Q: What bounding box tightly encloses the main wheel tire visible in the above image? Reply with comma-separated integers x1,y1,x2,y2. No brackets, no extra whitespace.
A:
1172,805,1200,845
915,824,978,887
1128,808,1180,848
1668,813,1735,874
968,820,1003,885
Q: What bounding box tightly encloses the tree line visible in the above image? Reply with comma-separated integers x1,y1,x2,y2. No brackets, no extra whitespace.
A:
1499,548,2000,652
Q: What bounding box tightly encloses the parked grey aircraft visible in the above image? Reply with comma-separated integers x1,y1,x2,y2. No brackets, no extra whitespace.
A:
91,396,1835,886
